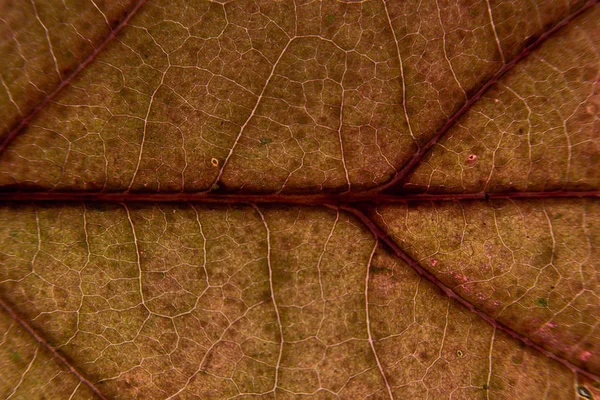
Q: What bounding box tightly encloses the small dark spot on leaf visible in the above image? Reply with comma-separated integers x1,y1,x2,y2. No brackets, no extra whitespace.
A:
470,9,476,16
326,14,335,23
511,355,523,364
456,349,464,358
466,154,478,165
418,350,431,361
535,297,548,307
10,352,20,362
577,386,592,399
260,138,272,145
482,384,489,390
370,264,390,274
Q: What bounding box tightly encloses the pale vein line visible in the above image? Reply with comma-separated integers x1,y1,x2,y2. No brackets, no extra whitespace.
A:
123,204,148,311
30,0,61,79
209,39,294,191
425,301,450,379
31,207,41,273
254,205,284,392
560,109,573,188
483,129,504,192
315,210,339,334
128,68,168,191
337,55,351,191
485,0,505,63
6,346,38,400
382,0,416,143
0,322,12,346
0,75,22,115
542,364,552,399
180,204,212,318
580,201,592,283
501,84,533,187
67,382,83,400
63,204,91,347
485,326,496,400
435,0,466,99
191,204,210,290
535,55,577,187
543,206,557,266
365,239,394,400
89,0,110,27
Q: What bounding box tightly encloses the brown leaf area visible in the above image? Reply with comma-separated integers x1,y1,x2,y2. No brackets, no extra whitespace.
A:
0,0,599,399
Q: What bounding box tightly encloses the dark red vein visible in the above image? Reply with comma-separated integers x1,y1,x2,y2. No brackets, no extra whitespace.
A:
341,205,600,382
0,190,597,204
374,0,599,193
0,296,107,399
0,0,148,156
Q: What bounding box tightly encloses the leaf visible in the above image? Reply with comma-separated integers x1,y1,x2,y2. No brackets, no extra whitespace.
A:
0,0,598,399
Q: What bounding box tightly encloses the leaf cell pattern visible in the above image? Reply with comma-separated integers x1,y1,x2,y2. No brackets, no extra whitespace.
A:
0,0,599,399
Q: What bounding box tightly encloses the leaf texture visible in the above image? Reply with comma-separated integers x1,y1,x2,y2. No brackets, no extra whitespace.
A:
0,0,598,399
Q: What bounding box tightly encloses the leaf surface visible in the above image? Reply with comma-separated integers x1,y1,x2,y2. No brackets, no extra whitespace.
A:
0,0,598,399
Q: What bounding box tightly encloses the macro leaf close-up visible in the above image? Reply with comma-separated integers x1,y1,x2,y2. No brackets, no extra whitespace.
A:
0,0,599,399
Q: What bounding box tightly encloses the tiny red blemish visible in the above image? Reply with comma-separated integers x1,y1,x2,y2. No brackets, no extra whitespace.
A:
579,351,592,361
